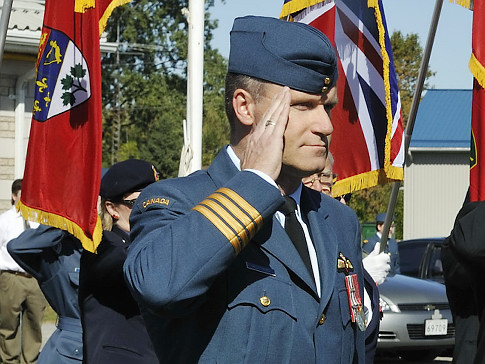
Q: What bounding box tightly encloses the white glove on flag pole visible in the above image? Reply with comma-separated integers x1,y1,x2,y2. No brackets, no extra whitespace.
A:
363,243,391,285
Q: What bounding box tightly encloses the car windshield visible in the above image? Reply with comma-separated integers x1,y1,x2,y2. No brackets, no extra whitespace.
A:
426,244,444,283
398,241,428,277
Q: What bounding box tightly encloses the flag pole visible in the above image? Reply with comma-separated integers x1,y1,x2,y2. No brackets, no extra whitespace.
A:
0,0,13,70
184,0,204,175
380,0,444,253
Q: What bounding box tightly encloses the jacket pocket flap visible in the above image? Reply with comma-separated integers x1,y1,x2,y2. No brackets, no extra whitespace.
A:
228,277,297,319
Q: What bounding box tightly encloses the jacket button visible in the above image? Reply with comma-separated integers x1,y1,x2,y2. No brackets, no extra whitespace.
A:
260,296,271,307
318,314,325,325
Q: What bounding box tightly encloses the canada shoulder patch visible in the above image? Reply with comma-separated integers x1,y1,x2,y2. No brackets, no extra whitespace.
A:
141,196,171,210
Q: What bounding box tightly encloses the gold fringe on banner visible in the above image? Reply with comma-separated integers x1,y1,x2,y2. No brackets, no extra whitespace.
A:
75,0,95,13
331,166,403,198
470,52,485,89
280,0,328,19
368,0,403,182
99,0,133,35
17,200,103,253
448,0,473,10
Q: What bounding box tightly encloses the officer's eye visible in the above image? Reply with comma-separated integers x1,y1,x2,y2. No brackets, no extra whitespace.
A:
324,102,336,114
290,102,314,111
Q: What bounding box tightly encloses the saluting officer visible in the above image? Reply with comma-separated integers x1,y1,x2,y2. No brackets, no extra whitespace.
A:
124,16,365,363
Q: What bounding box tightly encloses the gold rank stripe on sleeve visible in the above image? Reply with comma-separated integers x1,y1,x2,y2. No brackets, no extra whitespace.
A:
200,198,250,246
192,204,244,254
217,188,263,229
192,188,263,254
210,192,257,237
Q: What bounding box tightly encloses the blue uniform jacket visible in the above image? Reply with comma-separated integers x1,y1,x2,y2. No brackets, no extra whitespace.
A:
7,225,83,363
124,148,365,363
362,233,400,275
79,226,158,364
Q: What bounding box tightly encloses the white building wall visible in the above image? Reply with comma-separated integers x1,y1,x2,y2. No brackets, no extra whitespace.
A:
404,150,469,239
0,58,36,213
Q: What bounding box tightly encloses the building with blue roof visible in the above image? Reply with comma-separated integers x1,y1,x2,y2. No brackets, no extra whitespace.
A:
404,89,471,239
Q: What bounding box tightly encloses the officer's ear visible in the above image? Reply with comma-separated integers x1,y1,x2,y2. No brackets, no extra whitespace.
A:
232,88,256,127
105,201,119,220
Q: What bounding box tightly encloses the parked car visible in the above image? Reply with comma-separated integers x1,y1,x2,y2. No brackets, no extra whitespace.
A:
374,237,453,360
398,238,445,283
377,273,454,361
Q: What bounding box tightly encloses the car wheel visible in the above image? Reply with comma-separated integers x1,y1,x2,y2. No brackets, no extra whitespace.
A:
398,350,440,362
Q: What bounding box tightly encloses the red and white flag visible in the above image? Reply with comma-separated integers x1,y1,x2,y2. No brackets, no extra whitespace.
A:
281,0,405,196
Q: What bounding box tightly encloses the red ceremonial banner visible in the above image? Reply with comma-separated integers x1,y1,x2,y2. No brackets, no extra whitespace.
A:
18,0,131,252
469,0,485,202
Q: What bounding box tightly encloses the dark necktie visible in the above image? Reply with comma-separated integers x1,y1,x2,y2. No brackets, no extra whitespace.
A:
280,196,314,278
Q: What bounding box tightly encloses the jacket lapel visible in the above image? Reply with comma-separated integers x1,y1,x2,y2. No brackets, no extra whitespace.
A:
301,188,339,309
254,216,318,297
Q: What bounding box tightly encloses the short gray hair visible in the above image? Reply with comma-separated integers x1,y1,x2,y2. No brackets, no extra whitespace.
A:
224,73,270,133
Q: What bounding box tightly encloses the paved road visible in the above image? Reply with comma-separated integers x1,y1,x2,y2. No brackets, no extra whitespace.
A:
41,322,56,349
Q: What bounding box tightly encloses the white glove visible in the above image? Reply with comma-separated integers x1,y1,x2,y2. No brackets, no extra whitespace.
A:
363,243,391,285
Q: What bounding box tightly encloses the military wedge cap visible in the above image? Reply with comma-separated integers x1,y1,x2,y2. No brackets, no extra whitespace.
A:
100,159,159,200
376,213,394,224
228,16,338,94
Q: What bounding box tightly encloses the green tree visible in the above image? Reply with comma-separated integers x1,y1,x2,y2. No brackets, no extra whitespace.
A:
349,183,404,239
202,48,229,167
390,31,435,125
348,31,434,239
101,0,228,177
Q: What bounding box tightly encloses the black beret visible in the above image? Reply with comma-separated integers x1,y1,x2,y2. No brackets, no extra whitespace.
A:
228,16,338,94
100,159,159,200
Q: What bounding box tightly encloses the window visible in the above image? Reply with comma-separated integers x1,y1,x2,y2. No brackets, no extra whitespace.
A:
398,241,428,278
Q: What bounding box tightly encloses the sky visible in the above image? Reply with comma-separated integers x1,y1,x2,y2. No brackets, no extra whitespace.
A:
209,0,473,90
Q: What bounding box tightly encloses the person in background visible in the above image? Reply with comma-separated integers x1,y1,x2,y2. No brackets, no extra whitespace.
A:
302,152,335,195
362,213,400,275
79,159,159,364
0,179,46,364
124,16,365,363
442,197,481,364
8,226,83,363
303,153,352,205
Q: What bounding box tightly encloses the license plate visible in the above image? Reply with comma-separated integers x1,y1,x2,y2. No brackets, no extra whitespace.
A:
424,318,448,336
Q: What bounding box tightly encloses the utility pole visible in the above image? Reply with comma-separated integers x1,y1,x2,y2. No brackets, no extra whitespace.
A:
185,0,204,173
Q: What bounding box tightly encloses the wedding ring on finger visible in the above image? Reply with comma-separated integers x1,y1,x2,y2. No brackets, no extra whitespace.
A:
265,120,277,127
